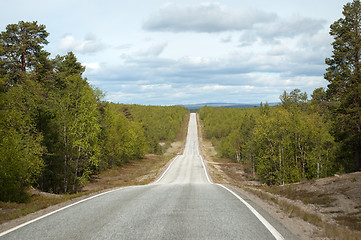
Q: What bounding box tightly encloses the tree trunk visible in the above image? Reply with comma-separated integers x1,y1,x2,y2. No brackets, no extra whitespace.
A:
63,123,68,193
236,151,240,163
21,51,26,72
279,144,283,185
72,145,81,193
356,148,360,171
252,161,255,178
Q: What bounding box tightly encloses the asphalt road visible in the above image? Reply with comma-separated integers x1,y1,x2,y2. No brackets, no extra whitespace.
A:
1,113,295,240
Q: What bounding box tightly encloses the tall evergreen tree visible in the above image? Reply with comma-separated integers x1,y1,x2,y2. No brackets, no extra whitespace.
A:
0,21,49,87
0,21,48,201
325,0,361,171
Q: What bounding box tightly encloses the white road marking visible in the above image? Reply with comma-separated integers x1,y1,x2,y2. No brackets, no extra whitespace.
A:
217,184,285,240
152,155,179,184
196,114,284,240
1,153,181,236
199,155,212,184
1,154,183,236
2,113,285,240
0,185,141,237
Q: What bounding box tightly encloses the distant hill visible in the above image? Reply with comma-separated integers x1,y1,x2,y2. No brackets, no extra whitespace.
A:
181,102,279,111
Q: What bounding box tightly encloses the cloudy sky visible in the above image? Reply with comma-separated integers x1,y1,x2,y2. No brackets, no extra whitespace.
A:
1,0,350,105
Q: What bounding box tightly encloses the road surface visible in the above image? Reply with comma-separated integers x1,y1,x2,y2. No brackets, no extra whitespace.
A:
1,113,295,239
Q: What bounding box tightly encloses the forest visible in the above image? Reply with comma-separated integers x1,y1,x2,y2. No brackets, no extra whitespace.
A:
200,0,361,185
199,90,338,184
1,0,361,202
0,21,188,202
199,88,356,184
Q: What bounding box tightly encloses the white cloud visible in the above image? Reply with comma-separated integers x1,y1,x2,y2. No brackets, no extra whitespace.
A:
268,44,290,56
59,33,105,54
89,39,330,104
59,35,76,51
180,56,212,65
143,2,326,46
239,16,326,45
220,35,232,43
116,44,132,50
140,84,172,91
60,3,332,105
135,41,168,57
143,2,276,33
202,84,228,91
2,0,344,106
261,16,325,39
83,62,101,75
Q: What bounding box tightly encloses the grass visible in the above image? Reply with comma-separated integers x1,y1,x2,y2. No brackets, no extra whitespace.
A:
321,222,361,240
0,193,83,225
239,185,322,225
261,185,336,207
236,183,361,240
335,214,361,231
221,167,361,239
84,153,174,191
0,113,190,227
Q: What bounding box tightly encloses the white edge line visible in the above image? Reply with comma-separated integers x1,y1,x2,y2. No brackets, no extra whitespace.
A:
2,115,281,239
199,155,212,184
0,186,138,237
198,146,284,240
1,154,181,236
217,184,285,240
152,155,179,184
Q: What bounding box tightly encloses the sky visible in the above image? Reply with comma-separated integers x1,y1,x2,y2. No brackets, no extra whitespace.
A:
1,0,351,105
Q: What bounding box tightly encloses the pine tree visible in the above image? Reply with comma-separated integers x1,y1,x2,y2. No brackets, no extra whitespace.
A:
325,0,361,171
0,21,48,201
0,21,49,86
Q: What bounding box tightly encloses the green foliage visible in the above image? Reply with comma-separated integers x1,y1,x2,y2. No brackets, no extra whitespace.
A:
100,103,146,168
200,90,338,185
325,0,361,171
0,81,44,202
0,21,49,86
0,21,50,201
0,21,189,200
119,104,189,154
30,52,102,194
199,106,257,161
